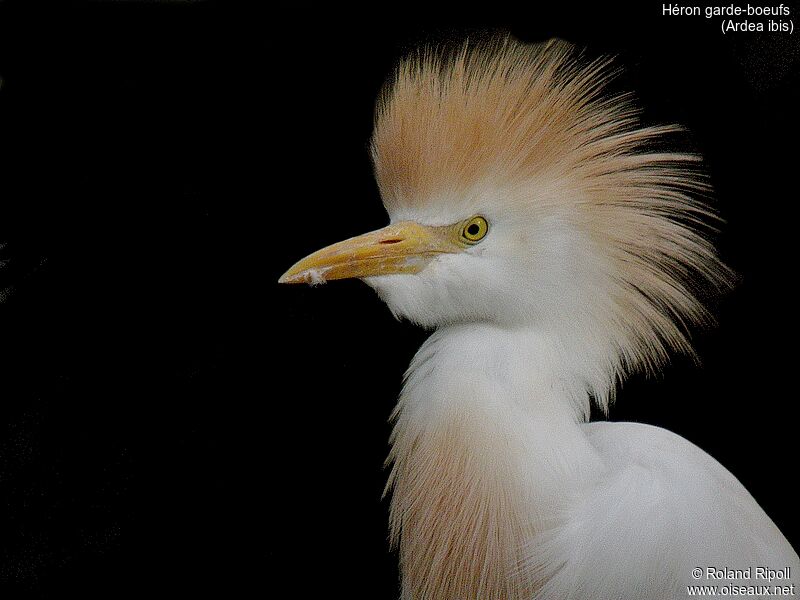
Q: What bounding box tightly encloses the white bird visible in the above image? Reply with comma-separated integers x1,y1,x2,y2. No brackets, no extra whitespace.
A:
280,37,798,600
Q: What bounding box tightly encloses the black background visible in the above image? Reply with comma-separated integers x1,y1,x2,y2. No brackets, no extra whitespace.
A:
0,1,797,598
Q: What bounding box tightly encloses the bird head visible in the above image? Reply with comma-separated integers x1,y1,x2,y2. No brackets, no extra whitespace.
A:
280,37,730,382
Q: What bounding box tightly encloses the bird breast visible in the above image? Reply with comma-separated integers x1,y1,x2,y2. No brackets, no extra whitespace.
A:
387,412,539,600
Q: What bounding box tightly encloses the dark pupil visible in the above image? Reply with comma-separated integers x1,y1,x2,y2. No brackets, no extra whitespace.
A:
467,223,480,236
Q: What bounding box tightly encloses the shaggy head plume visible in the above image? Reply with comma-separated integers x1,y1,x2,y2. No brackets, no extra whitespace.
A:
370,36,732,392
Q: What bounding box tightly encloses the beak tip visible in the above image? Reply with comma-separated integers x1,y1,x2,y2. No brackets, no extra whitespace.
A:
278,271,301,285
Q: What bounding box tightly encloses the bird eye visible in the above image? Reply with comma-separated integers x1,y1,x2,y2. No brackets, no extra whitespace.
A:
461,216,489,243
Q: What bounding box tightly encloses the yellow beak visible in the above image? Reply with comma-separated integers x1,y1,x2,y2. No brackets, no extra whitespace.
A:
279,221,459,285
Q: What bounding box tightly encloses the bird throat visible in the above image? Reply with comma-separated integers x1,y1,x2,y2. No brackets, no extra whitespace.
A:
385,325,600,600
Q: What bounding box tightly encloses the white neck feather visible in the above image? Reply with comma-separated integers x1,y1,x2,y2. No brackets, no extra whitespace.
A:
386,323,607,599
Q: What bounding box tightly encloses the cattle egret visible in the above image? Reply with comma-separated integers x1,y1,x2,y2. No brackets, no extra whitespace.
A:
280,37,799,599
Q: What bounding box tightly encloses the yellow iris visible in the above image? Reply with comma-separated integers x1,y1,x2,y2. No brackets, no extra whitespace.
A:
461,216,489,243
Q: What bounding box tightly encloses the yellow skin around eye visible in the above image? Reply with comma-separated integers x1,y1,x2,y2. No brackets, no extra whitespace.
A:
460,216,489,244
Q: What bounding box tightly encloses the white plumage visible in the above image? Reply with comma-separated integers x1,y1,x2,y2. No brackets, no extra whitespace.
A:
281,36,798,599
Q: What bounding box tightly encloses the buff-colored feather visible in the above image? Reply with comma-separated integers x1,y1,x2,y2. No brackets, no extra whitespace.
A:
371,36,732,381
373,36,737,600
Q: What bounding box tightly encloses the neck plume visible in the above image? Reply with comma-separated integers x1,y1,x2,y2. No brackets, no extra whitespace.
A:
386,324,605,599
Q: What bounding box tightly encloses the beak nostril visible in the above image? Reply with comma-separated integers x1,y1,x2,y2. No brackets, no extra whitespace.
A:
379,239,403,245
